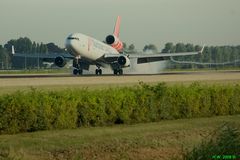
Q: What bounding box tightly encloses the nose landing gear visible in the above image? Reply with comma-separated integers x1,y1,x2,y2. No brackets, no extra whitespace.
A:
73,58,83,76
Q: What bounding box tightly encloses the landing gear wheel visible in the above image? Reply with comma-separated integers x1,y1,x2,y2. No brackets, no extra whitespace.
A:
73,68,79,75
119,69,123,75
113,69,123,75
78,69,83,75
95,69,102,75
114,69,118,75
73,68,83,75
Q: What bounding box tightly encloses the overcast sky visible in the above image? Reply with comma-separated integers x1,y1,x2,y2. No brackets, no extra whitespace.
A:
0,0,240,50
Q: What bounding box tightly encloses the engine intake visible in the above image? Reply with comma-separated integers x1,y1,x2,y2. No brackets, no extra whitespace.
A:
54,56,66,68
106,35,115,44
117,55,130,67
105,35,123,52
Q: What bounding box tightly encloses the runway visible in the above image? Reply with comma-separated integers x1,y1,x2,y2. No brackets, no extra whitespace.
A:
0,71,240,89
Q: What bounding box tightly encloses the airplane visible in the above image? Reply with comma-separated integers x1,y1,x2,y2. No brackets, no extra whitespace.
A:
56,16,204,75
12,16,204,75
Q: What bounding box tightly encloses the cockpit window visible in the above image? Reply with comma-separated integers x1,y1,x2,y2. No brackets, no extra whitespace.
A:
67,37,79,40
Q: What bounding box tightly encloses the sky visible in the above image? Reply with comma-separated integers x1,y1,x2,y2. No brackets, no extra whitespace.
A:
0,0,240,50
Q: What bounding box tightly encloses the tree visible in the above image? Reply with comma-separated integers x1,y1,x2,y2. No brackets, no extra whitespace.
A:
128,44,135,51
175,43,186,53
39,43,44,53
123,42,127,49
162,42,174,53
32,42,37,53
143,44,158,53
185,43,194,52
36,43,40,53
46,43,64,53
0,45,10,69
4,37,32,53
4,37,50,54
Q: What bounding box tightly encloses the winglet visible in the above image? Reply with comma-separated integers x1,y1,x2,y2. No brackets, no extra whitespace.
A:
199,45,205,54
113,16,121,38
11,45,15,55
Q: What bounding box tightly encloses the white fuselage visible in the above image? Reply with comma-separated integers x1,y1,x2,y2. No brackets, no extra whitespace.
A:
65,33,119,61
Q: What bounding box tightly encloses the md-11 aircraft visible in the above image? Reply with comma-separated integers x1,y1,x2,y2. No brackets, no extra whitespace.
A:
60,16,204,75
12,16,204,75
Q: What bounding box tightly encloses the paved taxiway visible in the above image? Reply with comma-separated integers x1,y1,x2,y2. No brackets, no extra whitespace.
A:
0,71,239,88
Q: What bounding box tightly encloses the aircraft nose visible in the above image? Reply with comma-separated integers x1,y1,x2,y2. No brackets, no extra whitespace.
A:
65,39,71,49
65,36,72,48
65,34,79,48
65,36,77,56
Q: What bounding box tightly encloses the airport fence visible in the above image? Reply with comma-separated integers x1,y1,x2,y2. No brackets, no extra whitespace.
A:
0,82,240,134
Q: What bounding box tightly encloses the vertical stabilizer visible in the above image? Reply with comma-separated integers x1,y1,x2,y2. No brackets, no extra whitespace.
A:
113,16,121,38
11,45,15,55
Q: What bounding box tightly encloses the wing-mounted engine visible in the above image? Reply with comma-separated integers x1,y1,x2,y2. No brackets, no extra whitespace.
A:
105,35,123,52
117,55,130,67
54,56,66,67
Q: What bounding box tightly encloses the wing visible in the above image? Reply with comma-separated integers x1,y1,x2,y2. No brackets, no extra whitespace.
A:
12,53,74,62
103,46,205,64
130,51,201,64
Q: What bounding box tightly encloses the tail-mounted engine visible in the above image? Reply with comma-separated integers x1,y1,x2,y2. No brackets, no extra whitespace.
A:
106,35,123,52
54,56,66,68
117,55,130,67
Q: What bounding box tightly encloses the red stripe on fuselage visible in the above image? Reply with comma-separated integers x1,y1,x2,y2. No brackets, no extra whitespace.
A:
88,38,93,52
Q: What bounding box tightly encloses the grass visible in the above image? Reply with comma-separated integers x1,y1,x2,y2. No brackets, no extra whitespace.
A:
0,69,69,74
0,115,239,160
0,83,138,95
183,122,240,160
0,79,239,96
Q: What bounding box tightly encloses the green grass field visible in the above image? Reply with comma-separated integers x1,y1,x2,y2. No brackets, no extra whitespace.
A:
0,115,239,160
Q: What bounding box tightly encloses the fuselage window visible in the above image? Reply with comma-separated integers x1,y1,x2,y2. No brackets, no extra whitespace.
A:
67,37,79,41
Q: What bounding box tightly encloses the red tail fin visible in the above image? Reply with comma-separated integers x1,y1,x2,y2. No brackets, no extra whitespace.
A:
113,16,121,38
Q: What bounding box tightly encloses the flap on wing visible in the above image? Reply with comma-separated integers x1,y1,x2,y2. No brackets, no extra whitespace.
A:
104,54,121,58
130,52,199,58
137,57,168,64
103,54,121,63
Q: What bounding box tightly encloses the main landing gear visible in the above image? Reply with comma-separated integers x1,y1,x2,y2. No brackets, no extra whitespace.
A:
113,68,123,75
95,66,102,75
73,68,83,75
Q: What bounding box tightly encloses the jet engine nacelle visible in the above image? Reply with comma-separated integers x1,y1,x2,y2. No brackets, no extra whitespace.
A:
54,56,66,68
105,35,123,52
117,55,130,67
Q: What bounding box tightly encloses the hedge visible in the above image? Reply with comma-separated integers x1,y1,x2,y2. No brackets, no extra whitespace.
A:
0,83,239,134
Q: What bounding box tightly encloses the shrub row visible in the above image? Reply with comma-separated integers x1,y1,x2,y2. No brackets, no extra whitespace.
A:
0,83,240,134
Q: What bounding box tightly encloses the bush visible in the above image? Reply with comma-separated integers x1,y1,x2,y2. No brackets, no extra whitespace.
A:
0,83,240,134
182,122,240,160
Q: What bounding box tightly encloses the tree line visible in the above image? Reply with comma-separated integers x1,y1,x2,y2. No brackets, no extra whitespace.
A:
0,37,66,69
160,42,240,69
4,37,65,54
0,37,240,69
